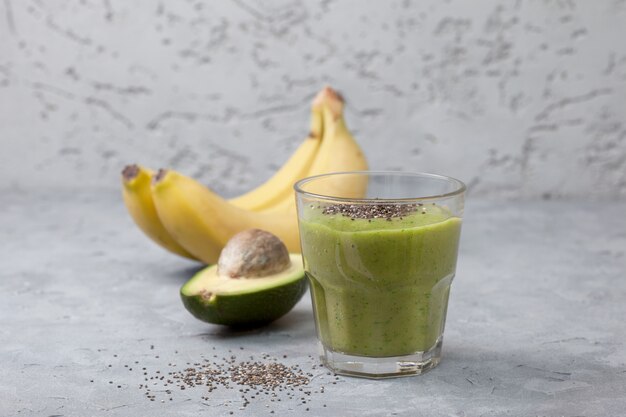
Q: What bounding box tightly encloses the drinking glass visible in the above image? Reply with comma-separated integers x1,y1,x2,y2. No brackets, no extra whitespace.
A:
295,171,465,378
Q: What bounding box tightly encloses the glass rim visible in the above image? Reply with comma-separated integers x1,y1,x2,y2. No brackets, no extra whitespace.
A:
294,170,466,203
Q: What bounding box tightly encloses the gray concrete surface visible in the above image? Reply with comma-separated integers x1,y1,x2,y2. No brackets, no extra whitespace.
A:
1,190,625,416
2,0,626,198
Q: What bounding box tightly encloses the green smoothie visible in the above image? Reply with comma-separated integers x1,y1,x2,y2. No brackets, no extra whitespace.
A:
300,204,462,357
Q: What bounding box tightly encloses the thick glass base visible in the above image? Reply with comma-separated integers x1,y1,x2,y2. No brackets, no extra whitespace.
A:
319,337,443,379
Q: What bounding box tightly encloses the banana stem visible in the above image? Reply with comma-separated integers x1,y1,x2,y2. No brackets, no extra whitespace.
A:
154,168,169,184
309,107,323,139
122,164,140,182
313,86,344,120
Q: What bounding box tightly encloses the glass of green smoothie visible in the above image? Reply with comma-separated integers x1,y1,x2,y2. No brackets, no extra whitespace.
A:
294,171,465,379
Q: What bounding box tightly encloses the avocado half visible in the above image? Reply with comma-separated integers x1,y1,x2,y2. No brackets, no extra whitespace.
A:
180,254,307,327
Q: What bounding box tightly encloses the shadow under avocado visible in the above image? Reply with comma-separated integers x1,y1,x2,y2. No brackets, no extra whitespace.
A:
200,310,314,339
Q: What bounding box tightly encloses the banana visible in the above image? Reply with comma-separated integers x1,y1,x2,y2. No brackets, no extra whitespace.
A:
120,105,321,259
121,165,198,260
152,169,301,264
123,86,369,264
228,105,324,211
304,87,369,196
263,86,368,212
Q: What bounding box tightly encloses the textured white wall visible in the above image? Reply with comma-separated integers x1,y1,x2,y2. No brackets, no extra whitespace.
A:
1,0,625,198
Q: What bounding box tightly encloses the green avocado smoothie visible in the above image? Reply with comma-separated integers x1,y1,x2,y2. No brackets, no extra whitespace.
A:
300,203,462,357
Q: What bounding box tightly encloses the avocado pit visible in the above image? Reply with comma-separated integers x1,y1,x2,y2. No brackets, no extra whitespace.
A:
218,229,291,279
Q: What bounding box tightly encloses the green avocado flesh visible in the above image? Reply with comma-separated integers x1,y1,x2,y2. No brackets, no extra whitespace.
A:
180,254,307,327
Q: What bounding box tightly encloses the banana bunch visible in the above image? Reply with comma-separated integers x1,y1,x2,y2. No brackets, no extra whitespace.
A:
121,87,368,264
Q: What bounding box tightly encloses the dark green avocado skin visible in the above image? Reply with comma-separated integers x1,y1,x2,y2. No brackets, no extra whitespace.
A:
180,277,308,327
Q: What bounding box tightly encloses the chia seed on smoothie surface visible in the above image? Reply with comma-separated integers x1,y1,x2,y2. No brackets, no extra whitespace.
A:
319,203,423,220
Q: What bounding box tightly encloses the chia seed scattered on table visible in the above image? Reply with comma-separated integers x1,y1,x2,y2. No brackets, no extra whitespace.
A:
104,344,334,412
